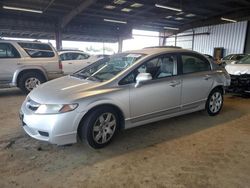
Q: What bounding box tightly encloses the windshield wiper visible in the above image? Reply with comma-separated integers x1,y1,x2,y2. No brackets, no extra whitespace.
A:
86,76,102,82
70,74,88,79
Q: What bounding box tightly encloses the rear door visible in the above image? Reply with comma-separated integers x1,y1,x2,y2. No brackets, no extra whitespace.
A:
17,42,60,72
0,42,21,83
180,53,214,110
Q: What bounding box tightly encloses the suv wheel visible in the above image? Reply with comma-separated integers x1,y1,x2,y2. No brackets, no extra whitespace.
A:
80,106,119,149
206,88,223,116
18,72,46,94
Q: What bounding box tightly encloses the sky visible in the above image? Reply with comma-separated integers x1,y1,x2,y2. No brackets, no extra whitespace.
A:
3,29,160,55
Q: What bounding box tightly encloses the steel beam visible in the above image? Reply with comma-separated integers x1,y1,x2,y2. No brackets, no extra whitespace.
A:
60,0,97,28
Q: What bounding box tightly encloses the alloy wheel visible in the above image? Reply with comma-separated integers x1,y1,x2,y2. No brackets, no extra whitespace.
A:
209,92,222,113
25,77,41,91
92,113,117,144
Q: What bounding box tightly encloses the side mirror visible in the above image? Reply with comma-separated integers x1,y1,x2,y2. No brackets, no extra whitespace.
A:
135,73,152,88
231,61,237,64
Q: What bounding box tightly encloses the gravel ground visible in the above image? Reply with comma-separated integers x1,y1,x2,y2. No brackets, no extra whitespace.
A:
0,88,250,188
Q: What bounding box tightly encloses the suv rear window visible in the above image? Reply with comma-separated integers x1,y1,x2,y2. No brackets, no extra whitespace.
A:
18,42,55,58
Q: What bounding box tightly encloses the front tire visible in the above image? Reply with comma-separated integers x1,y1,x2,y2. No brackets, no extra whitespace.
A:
206,88,223,116
80,106,120,149
18,72,46,94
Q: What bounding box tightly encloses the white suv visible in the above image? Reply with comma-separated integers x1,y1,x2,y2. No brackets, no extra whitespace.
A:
0,40,63,93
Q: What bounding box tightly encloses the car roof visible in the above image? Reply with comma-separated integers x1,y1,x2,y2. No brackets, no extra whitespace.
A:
124,47,197,56
0,39,45,44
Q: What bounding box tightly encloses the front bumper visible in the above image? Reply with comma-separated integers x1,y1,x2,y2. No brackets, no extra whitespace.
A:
20,101,84,145
226,74,250,94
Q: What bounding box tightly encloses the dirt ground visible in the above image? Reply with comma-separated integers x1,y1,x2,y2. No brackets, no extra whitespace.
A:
0,88,250,188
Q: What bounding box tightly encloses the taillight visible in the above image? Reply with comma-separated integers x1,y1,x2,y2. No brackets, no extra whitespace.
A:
59,60,63,70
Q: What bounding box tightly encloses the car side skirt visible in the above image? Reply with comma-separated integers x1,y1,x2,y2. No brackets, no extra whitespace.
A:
124,100,206,129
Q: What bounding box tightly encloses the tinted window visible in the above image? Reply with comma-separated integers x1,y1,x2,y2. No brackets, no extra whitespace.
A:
120,54,177,85
18,42,54,58
182,54,211,74
237,55,250,64
0,43,20,58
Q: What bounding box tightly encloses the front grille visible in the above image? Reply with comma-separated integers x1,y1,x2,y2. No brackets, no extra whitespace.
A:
228,74,250,93
230,74,250,87
26,98,40,111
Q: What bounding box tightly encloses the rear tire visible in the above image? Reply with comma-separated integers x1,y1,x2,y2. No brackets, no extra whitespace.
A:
18,72,46,94
79,106,120,149
206,88,223,116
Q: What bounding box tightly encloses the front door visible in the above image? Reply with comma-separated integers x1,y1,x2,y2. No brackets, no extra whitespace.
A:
121,54,182,123
0,42,20,83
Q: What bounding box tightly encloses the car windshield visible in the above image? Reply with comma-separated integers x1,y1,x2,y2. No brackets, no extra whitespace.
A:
223,55,233,60
231,55,245,61
72,53,145,81
237,55,250,64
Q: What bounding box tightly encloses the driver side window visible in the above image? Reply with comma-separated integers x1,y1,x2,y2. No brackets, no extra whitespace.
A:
120,54,177,85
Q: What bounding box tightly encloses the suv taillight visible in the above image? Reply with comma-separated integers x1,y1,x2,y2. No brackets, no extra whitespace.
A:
59,60,63,70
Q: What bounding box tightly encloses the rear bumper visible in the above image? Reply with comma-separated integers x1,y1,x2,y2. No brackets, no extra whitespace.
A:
226,74,250,93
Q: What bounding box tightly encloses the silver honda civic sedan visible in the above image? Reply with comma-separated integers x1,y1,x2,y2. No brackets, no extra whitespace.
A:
20,47,230,148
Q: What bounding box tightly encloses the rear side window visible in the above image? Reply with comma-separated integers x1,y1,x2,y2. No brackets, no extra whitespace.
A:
18,42,55,58
182,54,211,74
0,43,20,58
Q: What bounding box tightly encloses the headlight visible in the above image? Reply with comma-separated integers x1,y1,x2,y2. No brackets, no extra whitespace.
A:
35,104,78,114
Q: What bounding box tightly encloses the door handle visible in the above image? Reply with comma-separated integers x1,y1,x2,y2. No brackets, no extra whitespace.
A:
68,62,73,64
204,75,212,80
169,81,181,87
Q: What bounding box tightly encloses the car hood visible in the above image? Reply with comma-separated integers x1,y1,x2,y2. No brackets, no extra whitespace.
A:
225,64,250,75
28,76,113,104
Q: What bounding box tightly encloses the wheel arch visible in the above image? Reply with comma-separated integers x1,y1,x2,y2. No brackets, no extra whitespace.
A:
210,85,224,94
77,103,125,138
14,67,48,87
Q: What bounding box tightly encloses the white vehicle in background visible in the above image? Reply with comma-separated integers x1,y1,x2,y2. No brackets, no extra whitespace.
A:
225,54,250,94
0,40,62,93
58,50,100,74
221,54,246,66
